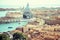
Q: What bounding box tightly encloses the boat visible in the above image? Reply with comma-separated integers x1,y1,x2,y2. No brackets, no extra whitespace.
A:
8,27,13,29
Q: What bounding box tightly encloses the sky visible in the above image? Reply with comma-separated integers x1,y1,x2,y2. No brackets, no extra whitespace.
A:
0,0,60,8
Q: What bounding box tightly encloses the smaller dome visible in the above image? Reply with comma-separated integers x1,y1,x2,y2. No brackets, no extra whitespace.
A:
36,18,45,25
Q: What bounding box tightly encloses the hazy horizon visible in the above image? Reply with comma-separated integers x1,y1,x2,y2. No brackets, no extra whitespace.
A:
0,0,60,8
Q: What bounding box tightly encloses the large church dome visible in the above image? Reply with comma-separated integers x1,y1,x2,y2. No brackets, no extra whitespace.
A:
23,3,33,19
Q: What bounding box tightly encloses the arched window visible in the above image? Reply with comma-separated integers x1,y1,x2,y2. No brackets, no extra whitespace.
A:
23,15,27,18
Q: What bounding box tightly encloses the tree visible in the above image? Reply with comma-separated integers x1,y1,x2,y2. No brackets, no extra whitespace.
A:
13,32,28,40
0,34,10,40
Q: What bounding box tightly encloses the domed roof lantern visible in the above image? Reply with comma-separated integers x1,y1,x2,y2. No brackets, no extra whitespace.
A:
24,3,30,12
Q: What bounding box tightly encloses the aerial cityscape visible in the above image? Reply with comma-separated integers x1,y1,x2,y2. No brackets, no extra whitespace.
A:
0,0,60,40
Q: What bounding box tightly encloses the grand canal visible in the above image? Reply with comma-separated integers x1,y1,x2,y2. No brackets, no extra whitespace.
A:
0,11,28,32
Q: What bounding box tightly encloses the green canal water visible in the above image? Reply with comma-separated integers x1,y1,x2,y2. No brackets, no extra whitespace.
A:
0,21,28,32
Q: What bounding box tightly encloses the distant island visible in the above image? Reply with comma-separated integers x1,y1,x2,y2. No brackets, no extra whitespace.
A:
0,8,18,11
